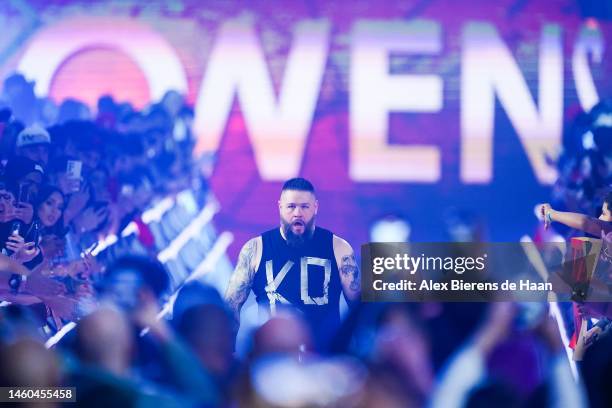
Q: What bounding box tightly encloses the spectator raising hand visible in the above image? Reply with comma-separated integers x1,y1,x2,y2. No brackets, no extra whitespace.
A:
39,235,65,260
72,205,108,234
23,268,65,297
5,233,38,263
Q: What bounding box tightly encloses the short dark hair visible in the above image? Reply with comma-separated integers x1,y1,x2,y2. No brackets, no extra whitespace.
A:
104,255,170,299
281,177,315,194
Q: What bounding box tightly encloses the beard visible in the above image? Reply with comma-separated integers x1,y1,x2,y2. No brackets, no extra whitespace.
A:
281,217,315,248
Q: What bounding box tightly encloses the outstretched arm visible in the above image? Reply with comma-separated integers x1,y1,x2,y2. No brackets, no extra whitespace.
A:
540,203,612,237
224,237,261,325
333,236,361,306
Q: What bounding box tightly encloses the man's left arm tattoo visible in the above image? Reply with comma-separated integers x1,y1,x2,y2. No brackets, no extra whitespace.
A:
340,253,361,292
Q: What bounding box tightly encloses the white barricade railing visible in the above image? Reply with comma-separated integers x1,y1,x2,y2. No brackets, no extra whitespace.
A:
44,192,229,348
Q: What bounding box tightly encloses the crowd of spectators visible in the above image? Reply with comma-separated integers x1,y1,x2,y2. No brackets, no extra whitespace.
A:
0,73,200,327
551,100,612,228
0,72,611,407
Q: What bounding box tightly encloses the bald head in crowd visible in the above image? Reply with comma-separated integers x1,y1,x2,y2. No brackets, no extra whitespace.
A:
0,338,60,387
75,307,133,376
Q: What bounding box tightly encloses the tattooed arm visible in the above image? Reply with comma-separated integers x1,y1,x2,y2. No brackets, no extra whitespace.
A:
224,237,262,325
333,235,361,306
539,203,612,236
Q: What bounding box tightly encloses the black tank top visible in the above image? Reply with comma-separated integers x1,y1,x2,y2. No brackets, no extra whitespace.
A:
253,226,342,351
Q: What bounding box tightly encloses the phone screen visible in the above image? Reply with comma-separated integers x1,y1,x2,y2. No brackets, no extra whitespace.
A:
17,183,30,204
66,160,83,193
66,160,82,180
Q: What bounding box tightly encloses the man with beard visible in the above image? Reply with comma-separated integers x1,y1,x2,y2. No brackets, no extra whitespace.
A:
224,178,360,352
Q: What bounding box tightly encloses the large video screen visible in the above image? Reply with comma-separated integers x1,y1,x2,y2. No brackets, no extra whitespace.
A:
2,0,611,254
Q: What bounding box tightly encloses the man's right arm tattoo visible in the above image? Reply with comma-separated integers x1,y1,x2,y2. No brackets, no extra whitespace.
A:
224,238,258,323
